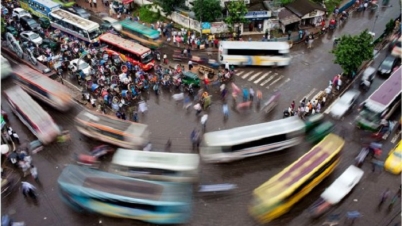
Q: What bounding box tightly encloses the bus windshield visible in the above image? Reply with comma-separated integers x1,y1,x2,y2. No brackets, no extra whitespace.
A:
141,52,153,64
88,29,101,40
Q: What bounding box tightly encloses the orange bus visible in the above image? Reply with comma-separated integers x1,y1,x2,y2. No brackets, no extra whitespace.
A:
99,33,154,71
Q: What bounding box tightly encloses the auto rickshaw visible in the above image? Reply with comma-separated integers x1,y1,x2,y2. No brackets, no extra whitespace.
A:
304,113,325,133
306,121,334,143
38,17,50,29
182,71,201,87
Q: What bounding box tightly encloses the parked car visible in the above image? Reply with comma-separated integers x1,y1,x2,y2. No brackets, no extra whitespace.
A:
377,55,400,77
20,16,41,31
384,141,402,174
69,58,93,76
100,16,121,31
12,8,31,20
20,31,43,45
63,6,90,19
329,89,360,119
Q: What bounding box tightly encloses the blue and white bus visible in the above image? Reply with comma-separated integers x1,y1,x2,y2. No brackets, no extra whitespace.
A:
49,9,101,43
19,0,60,18
58,165,193,224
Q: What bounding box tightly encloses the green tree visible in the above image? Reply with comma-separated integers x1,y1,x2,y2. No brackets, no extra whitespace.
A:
224,0,248,30
159,0,185,16
332,30,374,75
193,0,222,22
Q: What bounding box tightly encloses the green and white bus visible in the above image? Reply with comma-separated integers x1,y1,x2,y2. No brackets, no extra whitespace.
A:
118,20,162,49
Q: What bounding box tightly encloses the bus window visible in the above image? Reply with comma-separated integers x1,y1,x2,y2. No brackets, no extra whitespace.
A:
100,130,124,141
232,134,287,152
92,197,158,211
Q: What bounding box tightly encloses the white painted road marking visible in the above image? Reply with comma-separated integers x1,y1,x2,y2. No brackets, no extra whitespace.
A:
260,73,278,86
266,75,284,89
254,71,271,84
242,71,254,79
236,71,244,76
248,71,262,81
274,78,291,90
300,88,317,102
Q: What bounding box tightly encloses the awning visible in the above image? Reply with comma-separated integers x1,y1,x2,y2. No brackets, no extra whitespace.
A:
278,8,301,26
122,0,133,4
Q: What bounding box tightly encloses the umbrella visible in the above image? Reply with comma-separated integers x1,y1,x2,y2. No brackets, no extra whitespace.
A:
91,83,99,92
231,83,241,97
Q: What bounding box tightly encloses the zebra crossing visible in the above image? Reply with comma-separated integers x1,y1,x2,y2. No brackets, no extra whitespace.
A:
235,69,291,90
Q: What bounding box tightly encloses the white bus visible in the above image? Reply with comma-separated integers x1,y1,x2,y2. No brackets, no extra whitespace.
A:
218,41,291,67
3,86,61,144
49,9,101,43
12,65,73,111
356,66,401,131
200,116,306,163
110,149,200,182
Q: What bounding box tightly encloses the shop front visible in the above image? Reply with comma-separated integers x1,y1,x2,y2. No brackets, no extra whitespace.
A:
242,11,271,34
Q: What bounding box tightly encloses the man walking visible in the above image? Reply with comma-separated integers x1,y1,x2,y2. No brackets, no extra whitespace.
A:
22,181,37,200
201,114,208,131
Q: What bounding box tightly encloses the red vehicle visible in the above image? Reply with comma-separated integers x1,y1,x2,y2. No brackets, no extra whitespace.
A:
99,33,154,71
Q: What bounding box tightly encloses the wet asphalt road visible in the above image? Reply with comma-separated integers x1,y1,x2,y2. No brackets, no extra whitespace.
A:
1,2,402,226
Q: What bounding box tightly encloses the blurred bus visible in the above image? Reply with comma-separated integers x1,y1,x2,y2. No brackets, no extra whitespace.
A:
218,41,291,66
12,65,73,111
49,9,101,43
99,33,154,71
110,149,200,182
356,67,401,131
58,164,192,224
249,133,345,223
1,56,12,79
3,86,61,144
200,116,305,163
118,20,162,49
75,110,149,149
19,0,60,18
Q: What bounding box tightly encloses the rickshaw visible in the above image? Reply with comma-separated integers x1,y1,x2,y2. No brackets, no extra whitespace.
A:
304,113,325,132
262,92,281,114
306,121,334,143
182,71,201,87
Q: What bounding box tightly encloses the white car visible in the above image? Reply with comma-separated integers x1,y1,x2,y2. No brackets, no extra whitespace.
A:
69,59,93,76
12,8,31,20
330,90,360,119
20,31,43,45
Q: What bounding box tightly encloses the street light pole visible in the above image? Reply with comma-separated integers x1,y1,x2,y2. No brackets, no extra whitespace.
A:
372,14,379,32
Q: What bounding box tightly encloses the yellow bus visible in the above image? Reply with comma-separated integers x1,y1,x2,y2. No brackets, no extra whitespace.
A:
249,133,345,223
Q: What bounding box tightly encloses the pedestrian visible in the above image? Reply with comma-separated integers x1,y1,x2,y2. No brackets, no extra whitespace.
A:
363,1,368,11
116,110,122,119
258,23,262,32
89,0,92,7
19,161,30,177
90,96,96,108
223,103,229,119
201,114,208,131
371,159,384,172
291,100,295,110
21,181,37,200
321,96,326,108
121,111,126,120
194,103,202,116
163,53,167,64
249,88,255,102
109,3,115,16
379,188,390,206
143,142,152,151
30,165,38,181
287,30,292,40
132,111,138,122
165,139,172,152
307,35,313,48
93,0,97,8
153,83,159,96
188,60,193,71
242,88,249,102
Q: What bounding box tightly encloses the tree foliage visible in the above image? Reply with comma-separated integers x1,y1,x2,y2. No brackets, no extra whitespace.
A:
193,0,222,22
224,0,248,29
159,0,185,16
332,30,374,75
1,18,5,34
